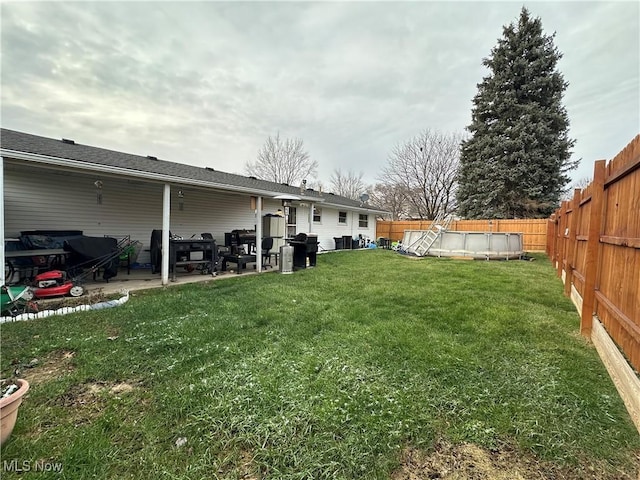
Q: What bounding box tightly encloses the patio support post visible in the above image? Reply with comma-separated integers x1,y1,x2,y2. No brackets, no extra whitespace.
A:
161,184,170,285
0,156,4,287
256,195,262,273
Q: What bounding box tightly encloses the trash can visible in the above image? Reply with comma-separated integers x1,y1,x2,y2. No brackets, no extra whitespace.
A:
342,235,353,250
279,245,293,274
333,237,344,250
306,235,318,266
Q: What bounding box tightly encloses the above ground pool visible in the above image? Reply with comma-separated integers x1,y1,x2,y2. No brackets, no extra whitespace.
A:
400,230,524,260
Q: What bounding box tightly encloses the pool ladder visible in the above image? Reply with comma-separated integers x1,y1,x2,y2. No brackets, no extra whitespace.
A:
407,213,453,256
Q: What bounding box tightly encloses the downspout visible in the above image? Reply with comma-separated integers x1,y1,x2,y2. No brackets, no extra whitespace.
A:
162,184,170,285
256,196,262,273
0,156,4,287
309,203,314,233
351,211,355,239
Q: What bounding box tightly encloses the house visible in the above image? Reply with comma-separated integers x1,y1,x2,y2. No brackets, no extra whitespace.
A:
1,129,386,284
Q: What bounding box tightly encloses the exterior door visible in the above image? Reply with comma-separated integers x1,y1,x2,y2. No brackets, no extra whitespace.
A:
286,206,297,238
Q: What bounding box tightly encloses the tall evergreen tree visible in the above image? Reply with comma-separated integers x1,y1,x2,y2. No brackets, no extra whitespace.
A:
457,8,577,219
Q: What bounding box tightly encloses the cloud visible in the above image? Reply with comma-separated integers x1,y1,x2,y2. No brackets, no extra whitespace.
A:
1,1,638,187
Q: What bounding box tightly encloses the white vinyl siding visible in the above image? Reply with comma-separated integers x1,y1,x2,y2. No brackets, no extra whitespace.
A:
297,205,377,250
3,161,378,258
4,162,267,264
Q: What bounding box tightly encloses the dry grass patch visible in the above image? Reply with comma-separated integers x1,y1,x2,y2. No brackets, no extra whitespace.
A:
214,449,260,480
392,442,639,480
237,449,260,480
53,382,106,427
19,350,76,385
392,442,531,480
52,381,139,427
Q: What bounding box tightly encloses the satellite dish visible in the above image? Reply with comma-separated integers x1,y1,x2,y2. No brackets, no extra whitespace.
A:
359,193,369,203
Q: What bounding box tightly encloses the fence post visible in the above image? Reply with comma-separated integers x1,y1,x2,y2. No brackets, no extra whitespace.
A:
564,189,581,297
547,215,556,260
552,214,558,261
556,202,567,278
581,160,606,337
546,217,551,257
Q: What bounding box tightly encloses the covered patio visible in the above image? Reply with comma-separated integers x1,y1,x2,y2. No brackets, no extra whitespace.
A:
1,129,384,295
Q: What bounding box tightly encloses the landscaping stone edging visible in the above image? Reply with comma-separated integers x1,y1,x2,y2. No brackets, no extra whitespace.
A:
0,291,130,324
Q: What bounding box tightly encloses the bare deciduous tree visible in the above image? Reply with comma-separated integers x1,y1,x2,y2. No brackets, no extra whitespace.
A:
380,129,463,219
573,177,591,190
246,133,318,186
560,176,591,201
368,183,410,220
329,169,367,200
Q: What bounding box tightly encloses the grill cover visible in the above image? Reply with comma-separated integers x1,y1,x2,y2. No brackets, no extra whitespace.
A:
65,236,119,280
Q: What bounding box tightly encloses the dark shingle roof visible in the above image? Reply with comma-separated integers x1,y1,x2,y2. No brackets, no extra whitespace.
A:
1,128,382,212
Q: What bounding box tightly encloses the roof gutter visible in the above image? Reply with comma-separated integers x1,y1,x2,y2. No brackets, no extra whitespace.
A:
320,200,388,215
1,149,325,203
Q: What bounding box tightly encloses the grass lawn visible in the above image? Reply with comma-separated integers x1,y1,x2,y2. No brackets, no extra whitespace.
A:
1,250,638,479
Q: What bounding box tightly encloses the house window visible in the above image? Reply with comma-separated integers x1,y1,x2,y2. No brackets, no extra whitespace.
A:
338,211,347,224
313,207,322,223
359,214,369,228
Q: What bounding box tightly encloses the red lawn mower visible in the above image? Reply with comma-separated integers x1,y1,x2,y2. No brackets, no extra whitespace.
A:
31,270,85,298
9,235,130,300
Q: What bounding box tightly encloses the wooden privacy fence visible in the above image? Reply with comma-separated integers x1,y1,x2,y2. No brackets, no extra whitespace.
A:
376,219,548,251
547,134,640,431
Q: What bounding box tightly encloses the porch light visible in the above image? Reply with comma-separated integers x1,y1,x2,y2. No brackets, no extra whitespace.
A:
177,190,184,211
94,180,103,205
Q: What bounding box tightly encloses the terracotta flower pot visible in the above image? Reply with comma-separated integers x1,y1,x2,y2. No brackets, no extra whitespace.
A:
0,379,30,446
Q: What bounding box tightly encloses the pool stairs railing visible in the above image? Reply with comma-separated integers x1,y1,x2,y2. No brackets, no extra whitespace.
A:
406,213,453,256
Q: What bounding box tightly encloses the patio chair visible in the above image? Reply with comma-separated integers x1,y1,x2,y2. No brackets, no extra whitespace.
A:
261,237,277,268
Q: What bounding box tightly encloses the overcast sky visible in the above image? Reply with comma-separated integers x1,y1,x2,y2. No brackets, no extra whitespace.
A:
2,1,638,189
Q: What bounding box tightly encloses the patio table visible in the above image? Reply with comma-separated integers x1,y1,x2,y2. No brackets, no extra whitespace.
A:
220,253,256,274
